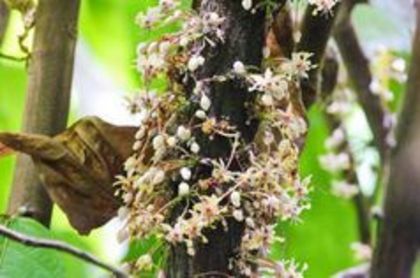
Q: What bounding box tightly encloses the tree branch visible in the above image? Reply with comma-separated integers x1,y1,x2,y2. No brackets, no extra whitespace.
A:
297,3,341,108
371,2,420,277
0,52,26,62
7,0,81,226
0,224,127,278
333,3,389,162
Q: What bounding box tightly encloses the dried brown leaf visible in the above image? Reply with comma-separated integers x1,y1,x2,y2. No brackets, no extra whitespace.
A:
0,116,137,234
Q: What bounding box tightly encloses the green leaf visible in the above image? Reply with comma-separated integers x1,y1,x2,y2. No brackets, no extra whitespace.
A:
0,217,66,278
0,217,95,278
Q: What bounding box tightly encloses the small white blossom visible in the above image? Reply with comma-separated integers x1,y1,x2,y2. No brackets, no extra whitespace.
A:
152,134,166,151
331,180,359,199
178,182,190,196
319,152,351,172
233,61,246,74
230,191,241,208
180,167,192,180
167,136,177,147
200,95,211,111
133,140,142,151
188,55,205,71
241,0,252,10
195,109,207,119
135,127,146,140
233,209,244,222
325,128,345,150
190,142,200,154
151,169,166,185
391,58,406,73
177,125,192,141
369,79,382,94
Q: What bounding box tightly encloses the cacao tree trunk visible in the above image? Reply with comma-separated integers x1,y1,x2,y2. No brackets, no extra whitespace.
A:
7,0,81,226
167,0,266,276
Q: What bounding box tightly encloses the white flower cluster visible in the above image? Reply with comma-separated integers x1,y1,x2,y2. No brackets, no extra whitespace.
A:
319,126,360,199
369,47,407,147
117,1,314,276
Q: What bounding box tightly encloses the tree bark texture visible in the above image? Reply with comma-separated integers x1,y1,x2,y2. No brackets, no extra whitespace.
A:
297,4,340,108
7,0,81,226
166,0,266,277
371,3,420,277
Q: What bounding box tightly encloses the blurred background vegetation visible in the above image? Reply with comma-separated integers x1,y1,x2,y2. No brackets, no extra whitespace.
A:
0,0,416,277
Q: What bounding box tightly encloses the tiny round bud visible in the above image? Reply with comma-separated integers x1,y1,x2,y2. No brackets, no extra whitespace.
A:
166,136,177,147
233,61,246,74
230,191,241,208
180,167,192,180
152,134,166,150
177,126,191,141
190,142,200,154
233,209,244,222
200,95,211,111
178,182,190,196
195,109,207,119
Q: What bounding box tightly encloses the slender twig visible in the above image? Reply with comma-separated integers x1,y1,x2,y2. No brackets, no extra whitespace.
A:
333,1,389,162
0,52,27,62
0,224,128,278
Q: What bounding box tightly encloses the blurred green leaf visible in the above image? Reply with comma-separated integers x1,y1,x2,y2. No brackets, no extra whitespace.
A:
0,61,26,212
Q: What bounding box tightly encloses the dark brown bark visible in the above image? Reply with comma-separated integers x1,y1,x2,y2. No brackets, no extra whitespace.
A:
334,19,389,162
166,1,266,277
0,0,9,44
297,4,341,108
7,0,81,226
371,3,420,277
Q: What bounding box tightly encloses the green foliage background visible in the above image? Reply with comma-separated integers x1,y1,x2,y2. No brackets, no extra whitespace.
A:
0,1,411,277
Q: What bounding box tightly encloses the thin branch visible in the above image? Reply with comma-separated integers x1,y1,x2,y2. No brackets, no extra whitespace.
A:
0,52,27,62
296,3,341,108
333,2,389,162
0,224,127,278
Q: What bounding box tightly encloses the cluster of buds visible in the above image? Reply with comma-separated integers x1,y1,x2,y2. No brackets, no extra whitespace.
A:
116,0,318,276
369,47,407,147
